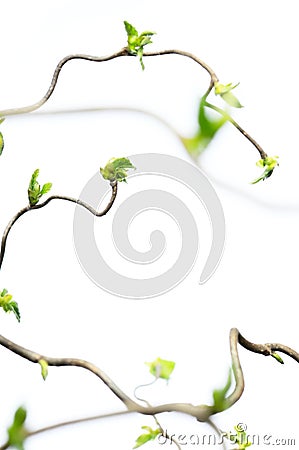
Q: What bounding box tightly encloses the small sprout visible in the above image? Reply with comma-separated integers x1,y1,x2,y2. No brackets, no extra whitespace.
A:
39,359,49,380
7,406,27,450
28,169,52,206
271,352,284,365
0,289,20,322
100,157,135,183
145,357,175,380
251,156,279,184
0,117,5,156
212,369,232,412
133,426,162,449
124,21,156,70
214,82,243,108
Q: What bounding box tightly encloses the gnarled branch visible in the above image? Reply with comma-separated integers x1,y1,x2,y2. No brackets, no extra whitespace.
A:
0,327,298,450
0,48,267,161
0,181,117,271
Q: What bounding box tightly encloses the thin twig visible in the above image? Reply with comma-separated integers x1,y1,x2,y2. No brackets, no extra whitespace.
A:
0,50,128,117
206,419,227,450
0,48,217,118
0,328,298,448
225,328,245,410
0,331,213,418
226,328,299,412
0,48,268,162
237,329,299,363
0,332,136,409
134,379,182,450
0,410,131,450
0,181,117,271
205,101,267,160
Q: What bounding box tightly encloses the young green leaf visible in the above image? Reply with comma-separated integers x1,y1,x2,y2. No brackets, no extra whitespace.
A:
124,21,138,38
133,426,161,449
212,369,232,412
251,156,279,184
145,357,175,380
0,289,21,322
28,169,52,205
124,21,156,70
7,406,27,450
40,182,53,196
271,352,284,364
100,157,135,183
215,82,243,108
39,359,49,380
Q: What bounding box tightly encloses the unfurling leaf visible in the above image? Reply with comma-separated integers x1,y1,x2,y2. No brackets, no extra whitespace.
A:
40,183,52,195
212,369,232,412
124,21,156,70
133,426,161,449
251,156,279,184
215,82,243,108
145,357,175,380
271,352,284,365
7,406,27,450
28,169,52,206
39,359,49,380
100,157,135,183
0,289,21,322
124,21,138,38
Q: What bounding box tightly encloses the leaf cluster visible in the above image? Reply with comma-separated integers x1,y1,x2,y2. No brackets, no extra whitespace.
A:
0,289,20,322
28,169,52,206
252,156,279,184
124,21,155,70
215,82,243,108
100,157,135,183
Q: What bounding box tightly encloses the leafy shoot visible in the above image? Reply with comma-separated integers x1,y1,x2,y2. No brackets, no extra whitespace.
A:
251,156,279,184
28,169,52,206
124,21,156,70
100,157,135,183
0,289,20,322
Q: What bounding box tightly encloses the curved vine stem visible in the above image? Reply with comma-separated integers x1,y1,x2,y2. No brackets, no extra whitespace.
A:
205,101,267,160
0,48,267,162
0,410,131,450
0,48,218,118
226,328,299,413
0,327,298,449
0,181,117,271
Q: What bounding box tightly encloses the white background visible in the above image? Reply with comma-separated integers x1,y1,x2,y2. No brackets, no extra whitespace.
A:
0,1,298,448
